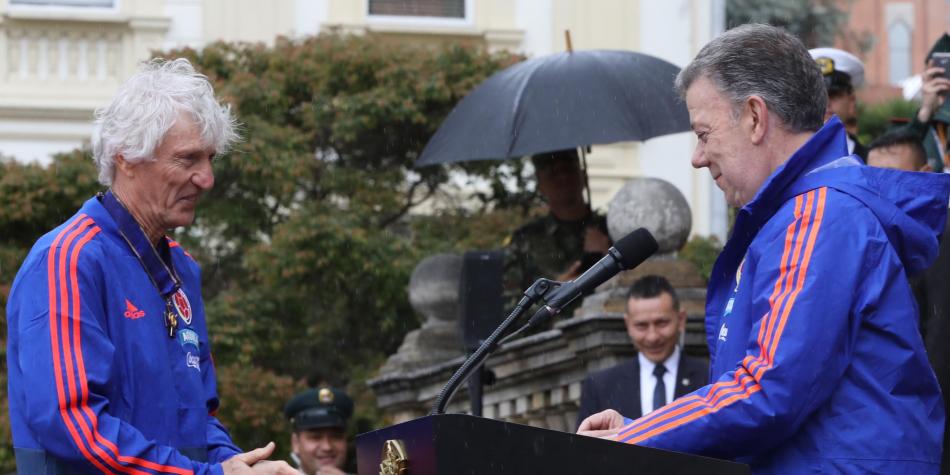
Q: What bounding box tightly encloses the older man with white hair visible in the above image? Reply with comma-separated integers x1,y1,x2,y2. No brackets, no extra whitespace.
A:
6,59,296,474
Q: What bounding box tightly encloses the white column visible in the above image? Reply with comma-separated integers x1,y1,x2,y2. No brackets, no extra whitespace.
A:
163,0,204,50
514,0,552,55
294,0,328,38
636,0,728,241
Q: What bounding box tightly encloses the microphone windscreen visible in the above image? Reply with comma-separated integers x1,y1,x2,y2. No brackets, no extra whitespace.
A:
613,228,659,269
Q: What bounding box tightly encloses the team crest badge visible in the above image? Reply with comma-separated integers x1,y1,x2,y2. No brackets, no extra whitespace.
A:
172,289,192,325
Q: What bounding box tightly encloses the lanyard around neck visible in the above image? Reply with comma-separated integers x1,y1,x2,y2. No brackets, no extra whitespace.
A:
98,190,181,299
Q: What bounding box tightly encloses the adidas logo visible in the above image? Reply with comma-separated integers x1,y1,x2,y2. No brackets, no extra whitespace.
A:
124,299,146,319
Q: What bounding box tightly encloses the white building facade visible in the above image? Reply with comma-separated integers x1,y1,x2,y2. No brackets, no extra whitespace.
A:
0,0,727,239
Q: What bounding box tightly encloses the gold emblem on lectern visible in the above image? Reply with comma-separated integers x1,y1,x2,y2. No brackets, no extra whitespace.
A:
379,439,409,475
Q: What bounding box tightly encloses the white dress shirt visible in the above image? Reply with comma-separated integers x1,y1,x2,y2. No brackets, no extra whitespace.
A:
638,346,680,414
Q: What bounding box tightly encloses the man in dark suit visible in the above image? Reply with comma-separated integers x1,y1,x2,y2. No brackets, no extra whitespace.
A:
576,275,707,428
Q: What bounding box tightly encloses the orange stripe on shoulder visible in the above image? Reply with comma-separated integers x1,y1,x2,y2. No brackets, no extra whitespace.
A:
749,190,815,376
761,187,827,372
50,223,193,475
166,237,196,262
46,216,115,474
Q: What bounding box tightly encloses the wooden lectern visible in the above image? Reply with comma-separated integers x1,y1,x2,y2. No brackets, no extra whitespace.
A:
357,414,750,474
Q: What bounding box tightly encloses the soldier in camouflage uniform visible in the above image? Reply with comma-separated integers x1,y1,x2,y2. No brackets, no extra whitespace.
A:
503,149,610,312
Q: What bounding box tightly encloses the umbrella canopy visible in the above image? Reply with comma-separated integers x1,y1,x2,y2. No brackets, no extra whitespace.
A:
416,49,691,168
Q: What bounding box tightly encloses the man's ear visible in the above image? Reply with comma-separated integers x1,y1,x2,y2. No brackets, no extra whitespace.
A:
114,154,134,178
745,95,769,145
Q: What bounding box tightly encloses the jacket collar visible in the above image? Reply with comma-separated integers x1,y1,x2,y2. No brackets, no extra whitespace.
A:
739,117,850,231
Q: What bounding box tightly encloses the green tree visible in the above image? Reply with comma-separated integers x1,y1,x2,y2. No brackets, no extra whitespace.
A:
727,0,855,48
856,98,920,145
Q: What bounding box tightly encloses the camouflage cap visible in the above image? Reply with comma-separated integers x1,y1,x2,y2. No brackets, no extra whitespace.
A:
530,148,580,171
283,387,353,431
927,33,950,63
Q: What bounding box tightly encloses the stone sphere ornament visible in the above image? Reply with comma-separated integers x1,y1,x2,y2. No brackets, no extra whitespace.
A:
606,177,692,254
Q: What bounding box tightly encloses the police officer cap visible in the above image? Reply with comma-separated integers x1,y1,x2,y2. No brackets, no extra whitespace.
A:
284,387,353,431
809,47,865,93
531,149,580,170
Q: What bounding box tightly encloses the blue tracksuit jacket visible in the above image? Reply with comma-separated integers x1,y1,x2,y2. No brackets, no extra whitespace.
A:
615,118,948,473
7,194,240,474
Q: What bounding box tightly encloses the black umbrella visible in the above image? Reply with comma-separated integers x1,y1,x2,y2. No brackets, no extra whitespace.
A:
415,49,691,168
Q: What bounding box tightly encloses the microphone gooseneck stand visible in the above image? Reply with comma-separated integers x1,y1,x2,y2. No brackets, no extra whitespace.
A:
430,228,658,415
430,278,560,415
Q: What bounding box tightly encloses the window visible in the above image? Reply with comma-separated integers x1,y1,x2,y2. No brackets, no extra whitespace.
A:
368,0,466,19
10,0,114,6
888,20,912,85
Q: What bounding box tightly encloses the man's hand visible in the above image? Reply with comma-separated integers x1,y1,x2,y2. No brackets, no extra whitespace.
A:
583,226,610,254
918,62,950,124
556,226,612,281
577,409,627,439
556,260,583,282
221,442,297,474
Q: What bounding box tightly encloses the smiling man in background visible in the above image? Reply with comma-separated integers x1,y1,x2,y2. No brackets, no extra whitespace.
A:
575,275,707,428
284,387,354,475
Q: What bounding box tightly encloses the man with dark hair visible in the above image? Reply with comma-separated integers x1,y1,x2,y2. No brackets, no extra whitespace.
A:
867,129,930,172
809,47,868,160
503,149,610,307
578,24,947,473
575,275,707,429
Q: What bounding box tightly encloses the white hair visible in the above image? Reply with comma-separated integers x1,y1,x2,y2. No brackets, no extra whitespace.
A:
91,58,240,186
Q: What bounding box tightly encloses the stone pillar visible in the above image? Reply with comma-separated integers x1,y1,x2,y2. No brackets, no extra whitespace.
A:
373,253,465,423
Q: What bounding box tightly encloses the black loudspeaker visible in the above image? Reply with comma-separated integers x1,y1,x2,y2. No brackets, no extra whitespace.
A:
458,250,505,352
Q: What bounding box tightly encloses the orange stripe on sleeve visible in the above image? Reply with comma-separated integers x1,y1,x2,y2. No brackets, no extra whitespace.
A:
58,224,153,475
54,221,195,475
749,190,815,376
617,188,828,445
47,217,116,474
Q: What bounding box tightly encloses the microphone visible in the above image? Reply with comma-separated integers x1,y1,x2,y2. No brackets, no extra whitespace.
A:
526,227,658,329
429,228,658,415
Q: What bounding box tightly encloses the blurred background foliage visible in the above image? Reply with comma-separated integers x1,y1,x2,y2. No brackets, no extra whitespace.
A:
0,33,530,470
856,98,921,145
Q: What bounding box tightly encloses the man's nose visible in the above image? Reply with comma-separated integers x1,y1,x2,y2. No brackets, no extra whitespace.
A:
192,158,215,190
690,145,707,169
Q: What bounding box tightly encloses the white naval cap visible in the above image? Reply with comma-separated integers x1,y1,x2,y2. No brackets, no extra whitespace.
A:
809,47,865,89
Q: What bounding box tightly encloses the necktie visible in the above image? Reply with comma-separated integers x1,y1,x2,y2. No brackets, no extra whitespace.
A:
653,363,667,411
